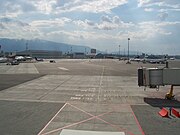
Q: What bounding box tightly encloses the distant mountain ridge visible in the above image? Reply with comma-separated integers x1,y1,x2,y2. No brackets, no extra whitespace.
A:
0,38,93,53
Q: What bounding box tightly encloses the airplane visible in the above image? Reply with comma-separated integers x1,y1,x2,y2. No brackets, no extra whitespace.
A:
0,57,8,63
15,56,25,61
25,56,33,61
169,57,175,60
130,58,144,62
144,58,166,64
35,57,44,62
130,57,166,64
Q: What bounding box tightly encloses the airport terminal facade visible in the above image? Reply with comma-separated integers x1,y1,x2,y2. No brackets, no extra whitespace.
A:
17,50,63,59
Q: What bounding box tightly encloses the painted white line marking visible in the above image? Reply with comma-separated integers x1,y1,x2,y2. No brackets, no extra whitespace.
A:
97,66,105,103
38,103,67,135
58,67,69,71
60,129,125,135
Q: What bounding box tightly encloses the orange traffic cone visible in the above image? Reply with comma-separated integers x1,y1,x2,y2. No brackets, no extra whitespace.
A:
158,108,169,117
172,108,180,118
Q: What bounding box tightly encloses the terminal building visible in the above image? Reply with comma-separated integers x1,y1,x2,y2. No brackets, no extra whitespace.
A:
17,50,63,59
73,52,85,59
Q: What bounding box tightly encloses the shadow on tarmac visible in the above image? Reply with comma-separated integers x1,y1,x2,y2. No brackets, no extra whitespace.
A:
144,97,180,108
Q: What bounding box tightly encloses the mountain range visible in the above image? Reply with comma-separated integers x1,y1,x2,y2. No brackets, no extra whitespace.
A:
0,38,93,54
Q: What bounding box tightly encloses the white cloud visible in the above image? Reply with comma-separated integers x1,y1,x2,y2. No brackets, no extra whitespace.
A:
1,15,179,43
0,23,6,30
159,8,180,12
113,16,121,24
0,26,42,39
0,0,37,17
95,16,134,30
56,0,128,13
73,20,90,29
95,22,118,30
138,0,180,12
0,0,58,17
0,17,42,39
31,17,71,28
156,21,180,26
101,16,112,23
138,0,180,7
144,8,154,12
85,20,95,26
158,12,168,21
114,20,180,40
73,15,134,31
137,21,180,39
0,18,30,27
46,20,180,44
0,0,129,16
73,19,96,30
31,0,57,14
47,30,116,43
138,0,151,7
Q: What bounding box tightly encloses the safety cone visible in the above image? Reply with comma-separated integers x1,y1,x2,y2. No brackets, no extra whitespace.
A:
158,108,169,117
172,108,180,118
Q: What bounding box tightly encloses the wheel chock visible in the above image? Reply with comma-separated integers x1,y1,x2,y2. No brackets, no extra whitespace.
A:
172,108,180,118
158,108,169,117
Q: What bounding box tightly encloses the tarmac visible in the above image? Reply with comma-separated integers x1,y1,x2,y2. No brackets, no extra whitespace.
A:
0,59,179,135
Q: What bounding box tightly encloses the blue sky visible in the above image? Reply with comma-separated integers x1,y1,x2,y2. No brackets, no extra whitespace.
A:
0,0,180,55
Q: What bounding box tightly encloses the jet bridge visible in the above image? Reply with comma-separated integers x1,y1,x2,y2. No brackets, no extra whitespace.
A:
138,67,180,99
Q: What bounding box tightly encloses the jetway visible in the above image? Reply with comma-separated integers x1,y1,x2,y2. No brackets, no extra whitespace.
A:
138,67,180,99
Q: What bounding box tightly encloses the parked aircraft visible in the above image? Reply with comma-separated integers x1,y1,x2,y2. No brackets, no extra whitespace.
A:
15,56,33,61
15,56,25,61
130,58,144,62
170,57,175,60
35,57,44,61
145,58,166,64
25,56,33,60
0,57,8,63
131,55,166,64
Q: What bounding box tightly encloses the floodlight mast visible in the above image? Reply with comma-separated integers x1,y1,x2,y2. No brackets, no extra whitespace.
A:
126,38,131,64
119,45,120,60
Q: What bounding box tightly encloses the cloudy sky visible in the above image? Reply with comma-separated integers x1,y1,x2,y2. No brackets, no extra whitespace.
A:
0,0,180,54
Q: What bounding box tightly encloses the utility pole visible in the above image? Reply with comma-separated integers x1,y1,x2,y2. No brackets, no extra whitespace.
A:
85,48,86,59
26,42,28,52
126,38,131,64
119,45,120,60
0,45,1,55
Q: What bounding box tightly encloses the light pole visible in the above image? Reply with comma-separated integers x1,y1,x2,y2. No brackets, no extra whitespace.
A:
26,42,28,56
26,42,28,52
119,45,120,60
71,46,73,58
126,38,131,64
